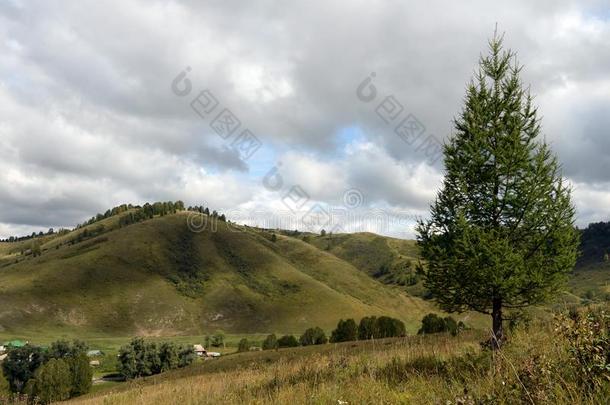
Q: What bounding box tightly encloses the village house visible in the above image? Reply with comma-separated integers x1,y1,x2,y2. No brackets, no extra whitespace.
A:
193,344,207,357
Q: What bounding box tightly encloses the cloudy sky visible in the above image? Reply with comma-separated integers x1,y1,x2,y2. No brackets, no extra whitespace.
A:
1,0,609,239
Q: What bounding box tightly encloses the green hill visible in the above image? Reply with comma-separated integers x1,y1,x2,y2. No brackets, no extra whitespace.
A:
0,212,446,337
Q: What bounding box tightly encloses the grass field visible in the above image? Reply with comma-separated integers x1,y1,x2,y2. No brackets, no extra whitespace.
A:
64,307,609,404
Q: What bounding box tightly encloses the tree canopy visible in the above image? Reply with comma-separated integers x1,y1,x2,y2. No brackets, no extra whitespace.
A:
416,34,579,348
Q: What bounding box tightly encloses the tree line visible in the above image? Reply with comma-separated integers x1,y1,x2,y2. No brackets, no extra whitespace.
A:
236,316,408,352
1,340,92,404
118,338,195,379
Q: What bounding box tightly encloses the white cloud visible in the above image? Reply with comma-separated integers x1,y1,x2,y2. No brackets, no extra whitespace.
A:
0,0,609,238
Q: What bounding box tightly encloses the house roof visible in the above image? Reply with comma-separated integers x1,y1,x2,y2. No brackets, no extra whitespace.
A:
5,340,26,347
87,350,104,356
193,344,206,352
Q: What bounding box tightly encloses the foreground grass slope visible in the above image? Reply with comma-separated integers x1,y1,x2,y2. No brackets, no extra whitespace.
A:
68,307,609,404
0,212,442,337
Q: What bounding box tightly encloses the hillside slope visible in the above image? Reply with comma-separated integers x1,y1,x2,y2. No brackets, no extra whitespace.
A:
0,213,440,336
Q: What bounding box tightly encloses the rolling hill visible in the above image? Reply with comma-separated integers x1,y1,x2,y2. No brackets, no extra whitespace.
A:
1,206,607,339
0,210,449,337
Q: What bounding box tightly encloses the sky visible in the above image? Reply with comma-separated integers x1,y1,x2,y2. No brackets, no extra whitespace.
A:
0,0,609,239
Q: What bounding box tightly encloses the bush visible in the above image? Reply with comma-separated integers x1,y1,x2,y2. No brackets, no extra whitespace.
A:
68,353,93,397
417,313,460,336
262,334,279,350
0,366,10,397
158,342,179,372
237,338,250,352
555,308,610,390
300,327,328,346
1,345,45,393
211,331,225,347
119,339,194,379
178,345,195,368
358,316,379,340
358,316,406,339
330,319,358,343
376,316,406,338
277,335,299,348
26,358,72,404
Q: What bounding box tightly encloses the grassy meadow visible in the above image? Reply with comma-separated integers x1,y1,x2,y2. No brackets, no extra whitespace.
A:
65,307,609,405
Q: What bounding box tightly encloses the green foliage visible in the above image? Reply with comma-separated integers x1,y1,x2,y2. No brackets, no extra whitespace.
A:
376,316,406,338
67,353,93,397
1,345,45,393
578,221,610,266
48,339,88,359
119,338,194,379
357,316,406,339
262,334,279,350
211,331,225,348
178,345,195,368
358,316,380,340
555,308,610,389
299,327,327,346
277,335,299,348
237,338,250,352
417,313,461,336
416,34,579,347
0,366,10,396
159,342,179,372
330,319,358,343
26,358,72,404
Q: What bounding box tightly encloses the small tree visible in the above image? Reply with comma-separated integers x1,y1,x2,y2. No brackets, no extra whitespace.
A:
330,319,358,343
211,331,225,348
1,345,45,393
158,342,179,372
27,358,72,404
237,338,250,352
375,316,406,338
117,344,137,379
0,366,10,397
416,34,579,349
68,353,93,397
300,327,328,346
177,345,195,368
277,335,299,348
262,334,279,350
358,316,379,340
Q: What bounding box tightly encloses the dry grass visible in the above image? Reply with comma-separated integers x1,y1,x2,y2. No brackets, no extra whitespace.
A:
64,316,609,405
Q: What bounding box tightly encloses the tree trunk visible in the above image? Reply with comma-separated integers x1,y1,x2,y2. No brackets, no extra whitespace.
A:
491,297,503,349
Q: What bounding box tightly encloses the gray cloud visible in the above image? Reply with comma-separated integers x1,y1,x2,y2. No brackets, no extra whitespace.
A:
0,0,609,237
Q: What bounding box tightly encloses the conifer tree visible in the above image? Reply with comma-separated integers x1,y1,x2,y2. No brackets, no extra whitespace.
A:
416,34,579,349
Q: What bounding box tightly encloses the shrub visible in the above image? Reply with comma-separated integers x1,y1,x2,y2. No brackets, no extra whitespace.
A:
0,366,9,396
237,338,250,352
262,334,279,350
26,358,72,404
158,342,179,372
358,316,379,340
1,345,45,393
555,308,610,390
300,327,328,346
277,335,299,348
211,331,225,347
178,345,195,368
418,313,460,336
68,353,93,397
358,316,406,339
376,316,406,338
330,319,358,343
